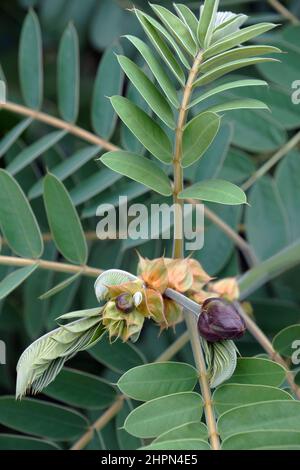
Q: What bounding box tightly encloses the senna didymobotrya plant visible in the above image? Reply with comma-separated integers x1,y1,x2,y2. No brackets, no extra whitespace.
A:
13,0,291,451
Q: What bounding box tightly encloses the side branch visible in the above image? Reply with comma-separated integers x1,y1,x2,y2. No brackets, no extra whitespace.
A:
0,101,119,152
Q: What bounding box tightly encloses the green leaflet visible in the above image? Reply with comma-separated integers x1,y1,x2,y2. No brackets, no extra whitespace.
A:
0,397,88,441
19,10,43,109
57,23,79,123
150,4,197,56
0,265,39,300
117,362,198,401
194,57,279,87
203,23,278,60
135,9,185,84
92,42,124,139
39,272,82,300
110,96,172,163
117,55,175,128
140,439,210,450
213,384,293,415
173,4,198,42
182,112,221,167
0,170,43,258
125,35,179,107
124,392,203,438
212,14,247,44
189,79,268,108
197,0,219,49
0,118,32,159
6,130,67,175
43,173,88,265
100,151,172,196
178,179,247,206
201,45,281,74
273,325,300,358
204,98,269,114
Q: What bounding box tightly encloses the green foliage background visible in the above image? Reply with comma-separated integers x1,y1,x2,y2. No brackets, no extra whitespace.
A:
0,0,300,450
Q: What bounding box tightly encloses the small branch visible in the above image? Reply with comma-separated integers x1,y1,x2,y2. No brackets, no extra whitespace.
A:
268,0,299,24
71,396,125,450
0,255,102,277
234,302,300,400
0,101,119,152
155,331,189,362
185,312,220,450
203,204,258,267
242,130,300,191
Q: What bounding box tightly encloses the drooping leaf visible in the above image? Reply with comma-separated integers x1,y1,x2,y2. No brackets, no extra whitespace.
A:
0,397,88,441
110,96,173,164
7,130,66,175
43,368,117,409
124,392,203,438
88,334,146,373
39,272,82,300
28,146,100,200
19,9,43,109
178,179,247,205
0,118,32,159
117,362,198,401
0,265,39,300
43,173,87,264
202,339,238,388
100,151,172,196
0,434,60,450
92,42,124,139
57,23,79,123
70,169,122,207
0,170,43,258
182,112,221,168
117,55,175,128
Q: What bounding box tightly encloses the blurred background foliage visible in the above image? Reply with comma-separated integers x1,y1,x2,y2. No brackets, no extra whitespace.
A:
0,0,300,450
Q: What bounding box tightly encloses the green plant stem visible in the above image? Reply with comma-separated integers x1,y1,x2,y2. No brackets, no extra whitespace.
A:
71,395,125,450
172,51,221,450
268,0,299,24
242,130,300,191
0,101,119,152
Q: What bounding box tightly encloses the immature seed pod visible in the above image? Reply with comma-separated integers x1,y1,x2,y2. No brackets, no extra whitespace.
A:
116,293,134,314
197,297,246,343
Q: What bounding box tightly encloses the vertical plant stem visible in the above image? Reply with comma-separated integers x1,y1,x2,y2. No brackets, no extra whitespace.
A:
185,312,220,450
173,51,203,259
172,51,220,450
